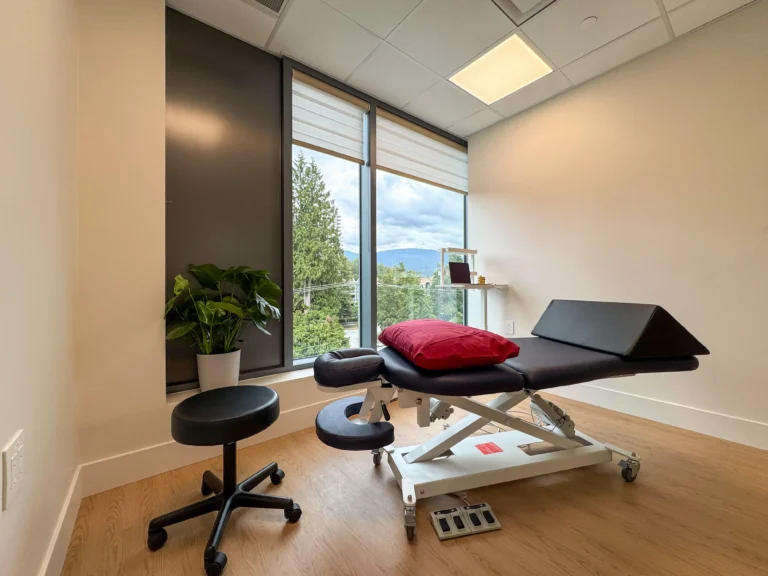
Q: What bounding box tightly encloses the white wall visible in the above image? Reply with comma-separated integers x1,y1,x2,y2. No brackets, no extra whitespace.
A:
75,0,349,473
0,0,80,574
468,1,768,449
77,0,168,465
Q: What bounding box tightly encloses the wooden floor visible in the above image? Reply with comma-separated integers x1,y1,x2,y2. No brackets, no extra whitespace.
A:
63,395,768,576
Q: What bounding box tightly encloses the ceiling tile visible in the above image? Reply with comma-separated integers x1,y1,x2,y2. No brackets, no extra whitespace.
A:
562,19,669,85
448,107,503,137
490,70,571,117
521,0,660,68
347,44,440,108
662,0,692,10
404,81,486,129
668,0,755,36
320,0,422,38
168,0,277,48
270,0,380,80
388,0,515,77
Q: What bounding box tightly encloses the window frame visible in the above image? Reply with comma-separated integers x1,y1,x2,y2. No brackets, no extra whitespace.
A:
282,58,468,370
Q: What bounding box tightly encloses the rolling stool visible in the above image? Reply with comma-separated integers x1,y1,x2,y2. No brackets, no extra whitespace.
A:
147,385,301,576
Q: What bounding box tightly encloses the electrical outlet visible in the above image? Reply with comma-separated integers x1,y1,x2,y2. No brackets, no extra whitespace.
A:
2,429,24,512
505,320,515,336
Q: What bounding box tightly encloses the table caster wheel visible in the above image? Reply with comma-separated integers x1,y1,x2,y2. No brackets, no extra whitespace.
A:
621,466,638,482
404,505,416,540
372,451,382,466
284,503,302,523
204,551,227,576
147,528,167,551
270,469,285,485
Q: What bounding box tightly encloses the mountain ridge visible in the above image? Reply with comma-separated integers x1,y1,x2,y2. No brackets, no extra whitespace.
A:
344,248,440,277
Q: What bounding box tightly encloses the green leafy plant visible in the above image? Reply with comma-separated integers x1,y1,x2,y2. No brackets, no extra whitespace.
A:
164,264,282,355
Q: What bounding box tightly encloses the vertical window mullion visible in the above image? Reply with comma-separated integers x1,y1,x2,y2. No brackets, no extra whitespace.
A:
360,106,377,348
463,193,469,326
282,59,294,367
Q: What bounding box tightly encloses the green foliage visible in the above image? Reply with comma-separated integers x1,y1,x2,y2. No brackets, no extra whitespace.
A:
291,151,354,357
377,261,464,330
377,263,426,330
164,264,281,355
293,309,349,359
292,152,349,293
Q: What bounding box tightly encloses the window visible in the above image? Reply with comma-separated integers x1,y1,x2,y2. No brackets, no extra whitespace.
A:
291,73,367,361
375,110,468,338
287,66,468,366
292,146,360,360
376,172,466,337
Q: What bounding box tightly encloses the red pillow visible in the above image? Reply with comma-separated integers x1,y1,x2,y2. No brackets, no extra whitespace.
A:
379,319,519,371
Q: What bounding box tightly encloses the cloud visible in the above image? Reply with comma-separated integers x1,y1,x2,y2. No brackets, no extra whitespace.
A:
296,147,464,253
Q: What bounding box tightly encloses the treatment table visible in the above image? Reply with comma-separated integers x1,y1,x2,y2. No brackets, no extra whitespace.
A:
313,300,709,539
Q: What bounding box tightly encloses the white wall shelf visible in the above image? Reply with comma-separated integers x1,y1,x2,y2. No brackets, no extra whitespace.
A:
438,247,505,330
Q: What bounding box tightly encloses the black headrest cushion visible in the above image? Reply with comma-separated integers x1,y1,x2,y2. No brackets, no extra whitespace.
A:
314,348,384,388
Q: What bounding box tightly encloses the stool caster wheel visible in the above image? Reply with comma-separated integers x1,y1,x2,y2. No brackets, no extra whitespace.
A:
204,551,227,576
284,503,302,523
405,525,415,540
270,469,285,485
147,528,167,551
372,451,382,466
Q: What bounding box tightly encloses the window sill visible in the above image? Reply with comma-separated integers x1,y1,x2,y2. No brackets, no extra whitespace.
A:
166,367,315,405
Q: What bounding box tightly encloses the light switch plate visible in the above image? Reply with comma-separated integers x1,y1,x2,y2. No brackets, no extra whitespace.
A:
505,320,515,336
2,429,24,512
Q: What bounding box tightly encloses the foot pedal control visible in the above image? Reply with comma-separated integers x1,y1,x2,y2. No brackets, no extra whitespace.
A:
462,503,501,534
431,503,501,540
430,508,472,540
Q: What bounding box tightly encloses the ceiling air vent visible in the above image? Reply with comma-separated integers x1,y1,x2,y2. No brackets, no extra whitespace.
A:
248,0,287,16
492,0,557,25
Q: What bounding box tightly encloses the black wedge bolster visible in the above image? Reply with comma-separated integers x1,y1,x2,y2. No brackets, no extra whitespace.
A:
314,348,384,388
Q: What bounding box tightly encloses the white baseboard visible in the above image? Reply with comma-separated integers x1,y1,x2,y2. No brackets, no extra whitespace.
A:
80,394,352,498
38,466,83,576
548,384,768,451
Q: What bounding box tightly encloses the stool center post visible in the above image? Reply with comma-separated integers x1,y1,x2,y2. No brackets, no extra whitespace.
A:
223,442,237,496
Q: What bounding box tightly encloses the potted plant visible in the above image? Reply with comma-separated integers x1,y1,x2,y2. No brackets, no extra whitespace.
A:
164,264,282,391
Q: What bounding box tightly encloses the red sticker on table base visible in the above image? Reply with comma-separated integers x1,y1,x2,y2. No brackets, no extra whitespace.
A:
475,442,503,455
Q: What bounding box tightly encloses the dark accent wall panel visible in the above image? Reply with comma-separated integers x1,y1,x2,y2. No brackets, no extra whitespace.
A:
166,8,283,386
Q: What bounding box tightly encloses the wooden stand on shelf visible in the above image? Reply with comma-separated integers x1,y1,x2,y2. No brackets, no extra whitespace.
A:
438,247,505,331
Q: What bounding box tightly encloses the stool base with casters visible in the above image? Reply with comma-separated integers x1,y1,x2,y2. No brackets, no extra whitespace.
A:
147,385,301,576
148,442,301,576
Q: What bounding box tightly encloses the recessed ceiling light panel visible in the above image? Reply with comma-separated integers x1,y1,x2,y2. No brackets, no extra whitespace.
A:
449,34,552,105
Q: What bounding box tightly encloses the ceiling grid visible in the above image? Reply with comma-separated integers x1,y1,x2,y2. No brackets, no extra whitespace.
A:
168,0,761,137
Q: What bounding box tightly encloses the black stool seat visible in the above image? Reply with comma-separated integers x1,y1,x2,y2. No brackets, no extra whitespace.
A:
172,385,279,446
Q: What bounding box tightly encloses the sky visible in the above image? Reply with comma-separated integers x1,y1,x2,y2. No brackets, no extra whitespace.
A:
296,146,464,254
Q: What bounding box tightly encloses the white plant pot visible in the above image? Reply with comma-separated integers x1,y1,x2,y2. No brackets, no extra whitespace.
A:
197,350,241,392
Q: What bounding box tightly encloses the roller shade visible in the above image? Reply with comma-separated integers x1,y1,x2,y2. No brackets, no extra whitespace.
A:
292,74,367,164
376,112,468,194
